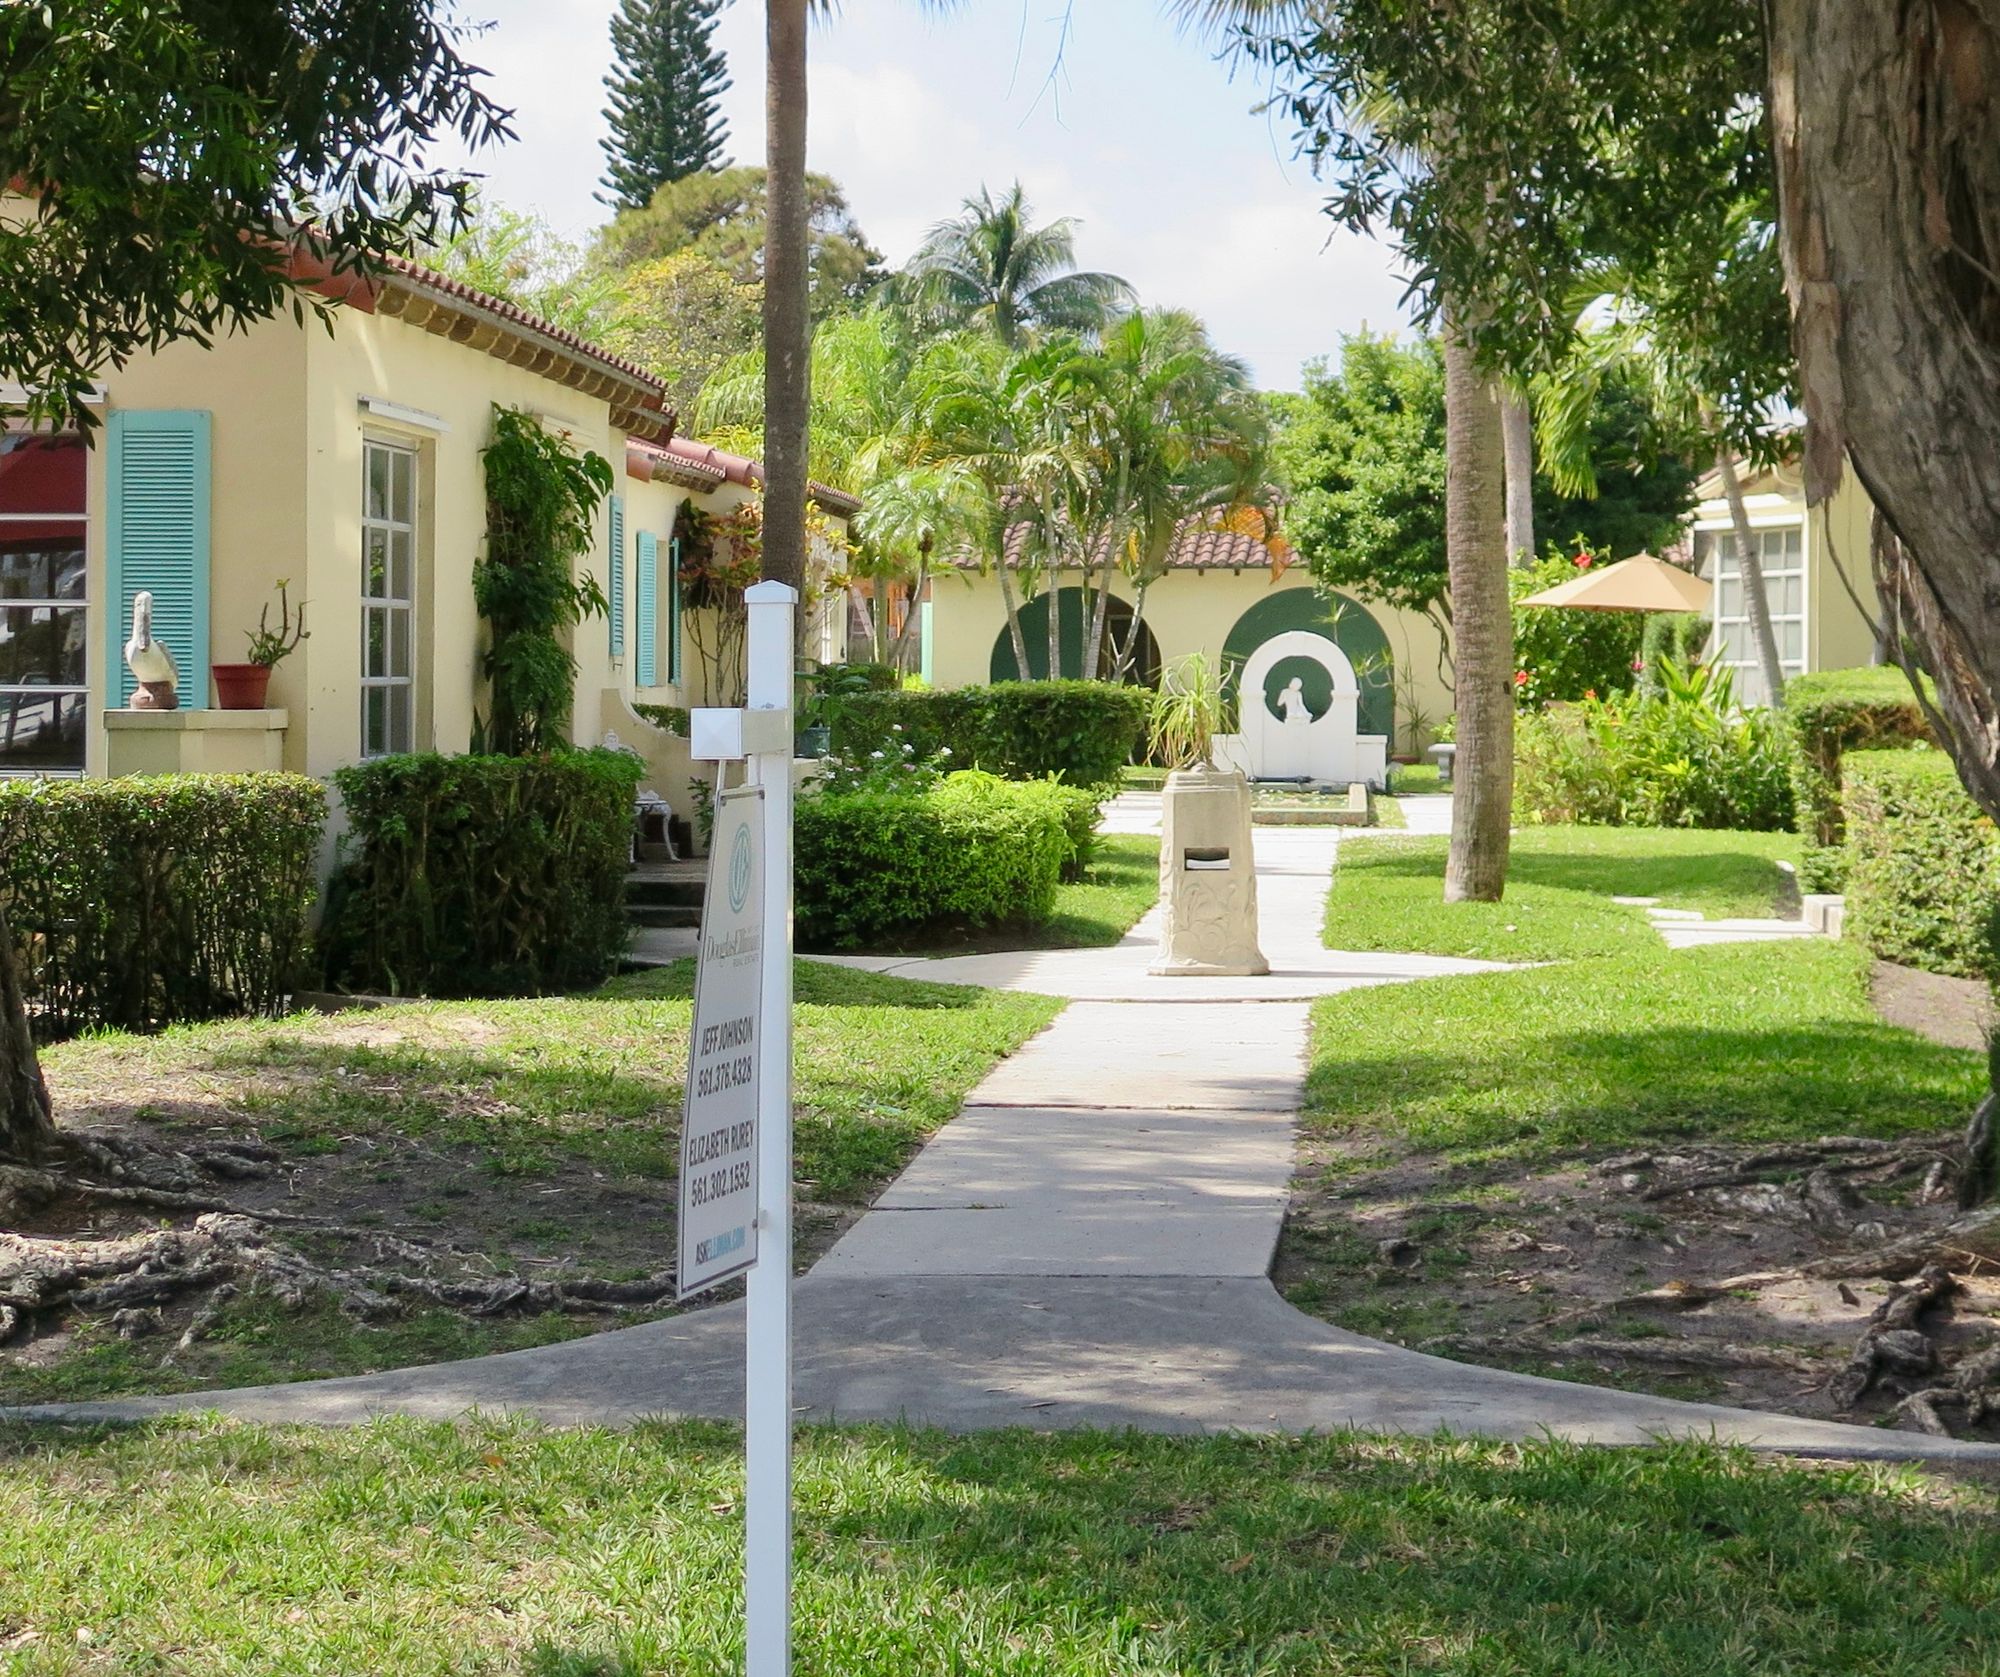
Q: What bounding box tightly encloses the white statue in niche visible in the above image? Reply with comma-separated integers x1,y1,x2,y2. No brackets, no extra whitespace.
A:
1213,628,1390,787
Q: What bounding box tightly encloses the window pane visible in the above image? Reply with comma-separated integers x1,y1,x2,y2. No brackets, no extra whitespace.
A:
0,605,85,686
0,537,85,602
364,528,389,598
1775,575,1805,617
390,608,410,678
366,446,390,522
0,434,85,515
0,689,85,772
365,608,387,679
390,530,413,601
363,686,385,757
1780,622,1805,663
389,686,413,754
1716,577,1741,619
391,448,414,526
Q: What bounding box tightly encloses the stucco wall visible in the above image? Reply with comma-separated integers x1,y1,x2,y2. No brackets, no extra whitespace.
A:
83,327,309,776
929,567,1454,754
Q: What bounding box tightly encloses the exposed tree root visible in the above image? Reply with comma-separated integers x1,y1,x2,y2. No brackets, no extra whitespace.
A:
0,1214,677,1347
0,1160,323,1229
1829,1264,1960,1411
1801,1206,2000,1281
1898,1346,2000,1436
1425,1330,1824,1377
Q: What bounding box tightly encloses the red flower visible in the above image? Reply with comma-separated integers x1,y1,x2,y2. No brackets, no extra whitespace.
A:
1631,658,1646,673
1514,670,1530,687
1573,551,1593,569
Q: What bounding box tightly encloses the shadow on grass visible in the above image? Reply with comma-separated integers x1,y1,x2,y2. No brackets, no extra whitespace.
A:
595,957,996,1011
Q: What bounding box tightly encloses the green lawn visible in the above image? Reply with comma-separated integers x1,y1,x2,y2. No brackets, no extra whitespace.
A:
1325,826,1801,963
1,1416,1993,1675
1043,833,1159,946
1388,762,1445,794
9,965,1059,1405
1305,937,1981,1171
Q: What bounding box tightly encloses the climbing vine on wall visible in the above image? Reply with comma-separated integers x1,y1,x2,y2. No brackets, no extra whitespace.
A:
475,406,615,755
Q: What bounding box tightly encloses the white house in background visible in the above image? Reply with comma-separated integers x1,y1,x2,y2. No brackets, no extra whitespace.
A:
1686,457,1882,705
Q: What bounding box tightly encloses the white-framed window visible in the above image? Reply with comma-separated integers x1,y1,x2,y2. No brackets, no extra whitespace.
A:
1695,522,1806,707
361,437,417,757
0,431,87,774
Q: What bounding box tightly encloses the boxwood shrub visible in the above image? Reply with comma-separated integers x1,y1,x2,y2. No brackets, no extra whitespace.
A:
1785,666,1931,891
795,770,1077,950
831,681,1147,789
1842,748,2000,981
0,773,326,1040
321,750,643,997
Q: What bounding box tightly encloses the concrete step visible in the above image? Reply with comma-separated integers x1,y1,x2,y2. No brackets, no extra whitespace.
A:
628,904,702,930
626,861,706,912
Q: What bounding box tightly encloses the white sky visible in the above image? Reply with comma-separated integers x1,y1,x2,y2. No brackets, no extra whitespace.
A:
442,0,1412,391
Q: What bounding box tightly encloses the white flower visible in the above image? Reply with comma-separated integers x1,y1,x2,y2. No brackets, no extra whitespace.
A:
938,747,953,757
869,750,885,759
891,723,903,732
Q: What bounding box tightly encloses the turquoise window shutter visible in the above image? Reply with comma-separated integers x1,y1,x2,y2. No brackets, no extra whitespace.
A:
668,535,683,685
635,530,658,686
607,493,626,660
107,410,212,707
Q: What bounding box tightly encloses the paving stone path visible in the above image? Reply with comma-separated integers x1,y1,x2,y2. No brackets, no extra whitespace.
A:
22,797,2000,1461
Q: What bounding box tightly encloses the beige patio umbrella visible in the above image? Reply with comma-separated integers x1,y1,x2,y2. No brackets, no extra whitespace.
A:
1518,552,1713,613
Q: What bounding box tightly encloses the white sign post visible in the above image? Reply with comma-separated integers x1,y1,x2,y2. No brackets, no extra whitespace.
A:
688,580,796,1677
679,785,765,1298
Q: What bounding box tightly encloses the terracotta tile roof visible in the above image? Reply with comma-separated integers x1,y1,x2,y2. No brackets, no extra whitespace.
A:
288,244,673,440
952,517,1288,573
625,436,863,518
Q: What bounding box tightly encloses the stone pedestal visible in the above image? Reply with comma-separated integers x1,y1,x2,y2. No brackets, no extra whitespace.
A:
1151,766,1268,977
104,708,289,776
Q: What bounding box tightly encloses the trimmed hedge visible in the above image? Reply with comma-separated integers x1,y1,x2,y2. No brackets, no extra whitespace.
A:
321,750,644,997
1842,749,2000,981
1785,665,1932,892
0,774,326,1040
831,681,1148,789
796,770,1087,950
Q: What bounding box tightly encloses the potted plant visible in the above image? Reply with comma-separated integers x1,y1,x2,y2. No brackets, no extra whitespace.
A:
1147,653,1267,977
213,581,308,710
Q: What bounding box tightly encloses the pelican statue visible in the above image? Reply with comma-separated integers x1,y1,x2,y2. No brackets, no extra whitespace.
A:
124,591,181,710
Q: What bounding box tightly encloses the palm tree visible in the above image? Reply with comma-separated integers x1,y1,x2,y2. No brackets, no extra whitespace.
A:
1072,309,1270,679
855,462,984,670
899,183,1135,348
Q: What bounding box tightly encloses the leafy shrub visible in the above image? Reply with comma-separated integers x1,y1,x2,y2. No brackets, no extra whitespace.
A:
1784,666,1932,892
795,770,1076,949
476,407,613,755
1514,660,1794,831
1843,749,2000,981
632,703,689,738
322,750,643,997
0,774,325,1040
1511,545,1646,708
832,681,1147,789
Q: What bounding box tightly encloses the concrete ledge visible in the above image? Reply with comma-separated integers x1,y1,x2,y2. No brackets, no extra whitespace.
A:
103,707,289,774
1801,893,1846,938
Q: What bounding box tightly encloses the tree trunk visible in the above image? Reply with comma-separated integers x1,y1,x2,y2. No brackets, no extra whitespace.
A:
0,900,54,1159
1442,322,1513,903
1045,550,1062,682
888,558,928,673
1082,538,1116,682
760,0,810,601
997,559,1031,681
1766,0,2000,817
1501,389,1536,565
1714,442,1790,708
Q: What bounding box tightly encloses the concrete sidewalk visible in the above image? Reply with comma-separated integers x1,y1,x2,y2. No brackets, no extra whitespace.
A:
20,804,2000,1463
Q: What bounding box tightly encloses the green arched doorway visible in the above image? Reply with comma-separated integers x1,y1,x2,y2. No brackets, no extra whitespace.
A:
990,586,1162,685
1222,588,1394,739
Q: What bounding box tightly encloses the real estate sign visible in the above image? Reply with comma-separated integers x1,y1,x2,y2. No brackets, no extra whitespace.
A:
678,785,766,1299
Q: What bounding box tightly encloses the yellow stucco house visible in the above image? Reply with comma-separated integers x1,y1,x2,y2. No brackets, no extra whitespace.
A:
0,246,854,831
1685,458,1883,706
926,528,1455,761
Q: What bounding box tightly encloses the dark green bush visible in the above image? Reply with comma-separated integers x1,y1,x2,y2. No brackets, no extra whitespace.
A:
832,681,1147,789
322,750,643,997
1842,749,2000,981
1785,665,1932,892
0,774,326,1040
795,770,1072,949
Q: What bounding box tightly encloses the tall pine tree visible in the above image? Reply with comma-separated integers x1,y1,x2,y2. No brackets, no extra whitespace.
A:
598,0,731,210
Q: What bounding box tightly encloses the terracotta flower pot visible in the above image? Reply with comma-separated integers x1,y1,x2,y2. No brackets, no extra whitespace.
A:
211,663,273,710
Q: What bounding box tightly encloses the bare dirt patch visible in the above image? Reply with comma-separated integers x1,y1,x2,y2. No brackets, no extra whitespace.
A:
1871,960,1997,1054
1278,1129,2000,1440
